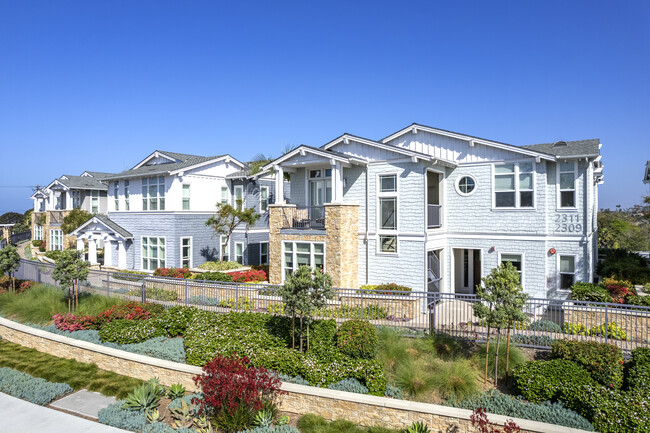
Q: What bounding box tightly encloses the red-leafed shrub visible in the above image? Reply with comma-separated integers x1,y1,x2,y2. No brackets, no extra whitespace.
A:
53,313,98,331
606,283,636,303
193,354,283,432
153,267,192,279
471,407,521,433
94,301,164,326
230,269,267,283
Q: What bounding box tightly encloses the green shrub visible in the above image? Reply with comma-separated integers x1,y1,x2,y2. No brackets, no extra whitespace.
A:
511,334,554,347
551,340,624,389
240,426,300,433
158,306,199,337
450,389,594,431
44,250,64,261
473,341,526,378
563,322,588,335
112,270,148,282
31,240,42,247
528,320,562,333
372,283,412,295
309,319,337,354
0,367,73,405
624,295,650,306
597,249,650,285
197,261,242,271
195,271,233,282
186,295,221,306
571,282,612,303
98,319,166,344
277,373,309,386
98,400,146,431
218,297,254,310
589,322,628,341
384,384,403,399
267,303,285,315
513,359,595,403
127,287,178,301
626,347,650,393
336,320,378,359
316,304,389,320
327,378,369,394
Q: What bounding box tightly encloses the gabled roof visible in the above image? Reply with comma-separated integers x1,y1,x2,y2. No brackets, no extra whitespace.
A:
30,189,48,199
261,144,369,172
56,175,108,191
522,139,601,158
81,171,114,179
70,214,133,240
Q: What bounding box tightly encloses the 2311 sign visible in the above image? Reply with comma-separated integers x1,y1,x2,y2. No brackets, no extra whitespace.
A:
555,214,582,233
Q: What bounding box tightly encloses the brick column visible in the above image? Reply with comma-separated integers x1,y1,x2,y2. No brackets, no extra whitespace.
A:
324,204,359,289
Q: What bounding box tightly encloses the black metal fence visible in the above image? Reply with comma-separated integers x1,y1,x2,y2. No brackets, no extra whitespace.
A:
13,259,650,354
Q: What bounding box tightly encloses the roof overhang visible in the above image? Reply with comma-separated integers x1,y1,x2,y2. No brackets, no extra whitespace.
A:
45,179,69,191
70,216,132,240
30,190,48,199
132,151,180,169
169,155,245,175
262,145,368,172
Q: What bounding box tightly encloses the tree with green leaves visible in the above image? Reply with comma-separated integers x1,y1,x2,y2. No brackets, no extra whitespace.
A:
0,245,21,293
205,202,260,261
472,261,529,386
52,249,90,311
280,265,334,351
61,208,93,235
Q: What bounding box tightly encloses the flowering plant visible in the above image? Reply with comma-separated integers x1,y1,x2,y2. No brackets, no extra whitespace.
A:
153,267,192,279
53,313,98,331
230,269,267,283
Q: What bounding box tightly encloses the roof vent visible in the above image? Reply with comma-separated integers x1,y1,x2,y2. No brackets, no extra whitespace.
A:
554,141,568,147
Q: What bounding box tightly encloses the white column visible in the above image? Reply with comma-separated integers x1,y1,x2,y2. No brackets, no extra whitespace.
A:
76,238,85,261
104,240,113,267
331,162,343,203
88,238,98,265
66,191,72,210
274,166,284,204
118,241,127,269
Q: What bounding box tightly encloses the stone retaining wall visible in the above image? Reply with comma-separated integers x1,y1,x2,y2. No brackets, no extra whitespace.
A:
0,317,590,433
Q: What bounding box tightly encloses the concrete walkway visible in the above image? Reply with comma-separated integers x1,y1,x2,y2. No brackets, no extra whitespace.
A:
0,392,130,433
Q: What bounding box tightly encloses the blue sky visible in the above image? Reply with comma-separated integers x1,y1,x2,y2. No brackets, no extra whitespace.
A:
1,0,648,215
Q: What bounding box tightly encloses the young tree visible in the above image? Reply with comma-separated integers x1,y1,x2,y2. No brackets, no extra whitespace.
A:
472,261,529,386
0,245,21,293
279,265,334,351
205,202,259,261
61,208,93,235
52,249,90,311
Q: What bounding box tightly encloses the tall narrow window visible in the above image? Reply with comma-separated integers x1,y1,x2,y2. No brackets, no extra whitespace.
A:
235,242,244,264
220,235,229,261
182,184,191,211
234,185,243,211
260,186,269,212
142,177,165,211
72,191,81,209
142,237,165,271
559,161,576,208
113,182,119,211
378,174,398,253
559,255,575,290
34,225,43,240
221,186,229,205
124,180,130,210
91,191,99,213
49,229,63,251
494,163,535,208
500,253,523,285
180,237,192,268
260,242,269,265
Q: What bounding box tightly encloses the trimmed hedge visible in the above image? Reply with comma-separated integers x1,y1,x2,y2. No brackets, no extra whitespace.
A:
528,320,562,333
551,340,624,389
0,367,73,405
626,347,650,394
194,271,233,282
99,319,166,344
512,359,595,404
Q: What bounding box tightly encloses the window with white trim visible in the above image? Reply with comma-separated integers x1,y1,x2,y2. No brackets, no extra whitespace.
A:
142,177,166,211
500,253,523,285
72,191,81,209
182,184,191,211
456,176,476,196
34,225,43,241
113,182,119,211
91,190,99,213
558,161,576,208
180,237,192,268
234,185,243,211
260,242,269,265
283,241,324,279
124,180,130,210
220,235,229,261
49,229,63,251
221,186,229,205
260,186,269,213
494,162,535,208
378,174,397,253
559,255,575,290
235,242,244,264
142,237,166,271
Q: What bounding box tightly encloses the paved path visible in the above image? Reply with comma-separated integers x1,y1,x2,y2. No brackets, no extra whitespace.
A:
50,389,117,419
0,392,130,433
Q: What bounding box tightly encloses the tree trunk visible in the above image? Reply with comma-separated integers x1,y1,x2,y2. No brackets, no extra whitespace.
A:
506,326,511,377
484,324,491,386
299,316,303,352
75,279,79,310
494,328,502,387
11,273,15,293
306,319,310,352
291,313,296,350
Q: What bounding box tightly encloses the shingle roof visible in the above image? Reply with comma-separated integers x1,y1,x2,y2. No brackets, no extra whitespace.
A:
521,139,600,158
93,215,133,238
57,176,108,191
83,171,114,179
103,151,227,180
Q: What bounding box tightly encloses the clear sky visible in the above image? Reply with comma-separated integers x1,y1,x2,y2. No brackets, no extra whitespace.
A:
1,0,649,215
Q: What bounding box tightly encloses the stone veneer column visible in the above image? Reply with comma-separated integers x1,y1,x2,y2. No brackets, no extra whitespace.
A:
268,204,294,285
324,204,359,289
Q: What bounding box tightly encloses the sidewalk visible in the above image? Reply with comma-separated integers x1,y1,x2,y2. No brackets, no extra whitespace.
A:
0,392,130,433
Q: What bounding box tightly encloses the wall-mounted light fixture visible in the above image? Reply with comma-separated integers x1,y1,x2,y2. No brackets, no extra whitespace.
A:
549,248,556,255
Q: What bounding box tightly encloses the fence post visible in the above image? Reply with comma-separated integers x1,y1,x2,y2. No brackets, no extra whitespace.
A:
361,289,364,320
604,303,609,344
236,283,240,310
430,292,437,335
141,277,146,304
184,279,188,305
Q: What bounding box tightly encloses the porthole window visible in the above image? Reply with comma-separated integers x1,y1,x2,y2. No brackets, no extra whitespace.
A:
456,175,477,196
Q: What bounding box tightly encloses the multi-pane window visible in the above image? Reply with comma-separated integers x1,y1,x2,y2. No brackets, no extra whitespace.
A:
260,186,269,212
72,191,81,209
260,242,269,265
283,242,324,278
220,235,229,261
378,174,397,253
124,180,130,210
494,163,534,208
559,161,576,208
49,229,63,251
142,177,165,211
182,184,191,211
559,255,575,290
221,186,229,205
234,185,243,211
91,191,99,213
235,242,244,264
142,237,165,271
180,237,192,268
500,253,523,285
34,225,43,241
113,182,119,211
55,194,62,210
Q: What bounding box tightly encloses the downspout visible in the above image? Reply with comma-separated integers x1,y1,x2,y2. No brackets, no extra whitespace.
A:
365,168,369,285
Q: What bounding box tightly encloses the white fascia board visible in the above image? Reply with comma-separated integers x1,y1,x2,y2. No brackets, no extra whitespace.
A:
45,179,70,191
132,151,178,170
262,146,351,171
169,155,245,175
322,134,433,161
382,125,555,162
70,216,130,240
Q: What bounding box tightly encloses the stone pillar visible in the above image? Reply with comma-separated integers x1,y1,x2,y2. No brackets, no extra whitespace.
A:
324,204,359,289
268,204,294,285
104,240,113,267
88,239,98,265
118,241,127,269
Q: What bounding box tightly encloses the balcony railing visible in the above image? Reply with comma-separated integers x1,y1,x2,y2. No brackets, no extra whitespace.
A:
427,204,441,229
49,211,66,225
281,206,325,229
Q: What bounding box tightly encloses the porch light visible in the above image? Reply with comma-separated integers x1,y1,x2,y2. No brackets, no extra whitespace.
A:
489,246,495,253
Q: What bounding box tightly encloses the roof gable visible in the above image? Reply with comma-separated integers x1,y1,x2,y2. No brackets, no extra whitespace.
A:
71,215,132,239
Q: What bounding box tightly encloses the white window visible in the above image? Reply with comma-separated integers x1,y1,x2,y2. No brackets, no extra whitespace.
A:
180,237,192,268
124,180,130,211
91,191,99,213
558,161,576,208
142,177,166,211
260,186,269,213
235,242,244,264
72,191,81,209
34,225,43,241
378,173,398,253
55,194,62,210
559,255,575,290
221,186,229,205
49,229,63,251
260,242,269,265
142,237,166,271
500,253,523,286
282,241,325,279
113,182,119,211
234,185,243,211
182,184,191,211
494,162,535,208
220,235,229,261
455,175,477,196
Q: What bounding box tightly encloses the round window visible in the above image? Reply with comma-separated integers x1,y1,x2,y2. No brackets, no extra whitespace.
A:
456,175,477,196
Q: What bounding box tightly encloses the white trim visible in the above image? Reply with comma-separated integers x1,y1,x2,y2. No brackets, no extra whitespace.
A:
556,160,577,210
141,236,167,271
376,171,399,254
133,151,177,169
260,241,269,265
234,242,244,265
168,155,245,175
260,186,269,213
262,145,357,171
491,161,536,210
425,167,446,232
322,134,438,163
454,174,477,197
180,236,193,268
234,185,244,211
49,229,63,251
557,253,577,291
281,240,326,283
498,251,525,288
69,216,132,240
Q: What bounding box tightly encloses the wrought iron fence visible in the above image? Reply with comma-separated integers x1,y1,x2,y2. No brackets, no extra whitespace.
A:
280,206,325,229
13,259,650,354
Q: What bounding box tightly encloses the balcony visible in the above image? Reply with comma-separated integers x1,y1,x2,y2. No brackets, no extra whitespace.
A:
427,204,441,229
49,211,66,225
280,206,325,229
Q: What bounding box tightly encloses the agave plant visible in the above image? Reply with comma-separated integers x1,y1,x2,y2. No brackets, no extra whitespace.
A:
276,415,290,426
146,408,163,424
167,383,187,400
195,414,215,433
255,409,274,428
122,382,162,411
146,377,166,398
406,421,430,433
170,399,194,429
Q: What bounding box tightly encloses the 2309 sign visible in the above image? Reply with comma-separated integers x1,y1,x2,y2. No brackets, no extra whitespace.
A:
555,214,582,232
